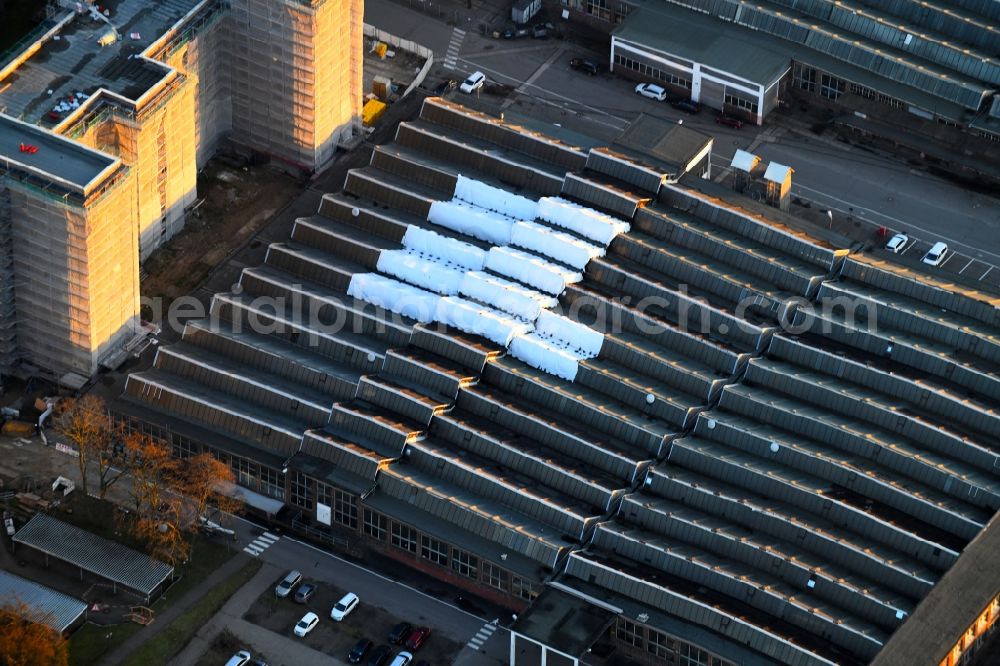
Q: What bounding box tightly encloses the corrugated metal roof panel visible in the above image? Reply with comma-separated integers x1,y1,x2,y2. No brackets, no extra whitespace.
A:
0,570,88,632
14,514,173,597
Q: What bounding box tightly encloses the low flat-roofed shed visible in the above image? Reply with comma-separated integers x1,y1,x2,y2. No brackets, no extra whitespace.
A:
13,513,173,602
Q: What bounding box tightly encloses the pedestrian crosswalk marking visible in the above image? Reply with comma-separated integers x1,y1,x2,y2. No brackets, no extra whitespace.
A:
466,619,498,650
243,532,280,557
444,27,466,70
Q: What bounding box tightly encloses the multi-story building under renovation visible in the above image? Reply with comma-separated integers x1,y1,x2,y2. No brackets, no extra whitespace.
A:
0,0,362,379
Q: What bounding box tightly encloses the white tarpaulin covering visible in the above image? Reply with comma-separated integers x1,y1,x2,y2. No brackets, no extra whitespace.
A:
454,175,539,221
402,226,487,270
350,180,629,383
428,200,514,245
510,334,583,382
537,197,630,245
436,297,533,347
535,310,604,356
376,250,466,295
347,273,440,322
511,221,605,270
485,246,582,296
459,271,557,321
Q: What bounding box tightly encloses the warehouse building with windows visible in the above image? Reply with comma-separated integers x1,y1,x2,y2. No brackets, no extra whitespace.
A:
595,0,1000,137
116,96,1000,666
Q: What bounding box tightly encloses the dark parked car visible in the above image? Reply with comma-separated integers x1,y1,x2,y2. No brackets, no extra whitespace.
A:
671,99,701,114
404,627,432,651
569,57,601,75
367,645,393,666
670,99,701,114
293,582,316,604
501,28,529,39
715,114,744,128
389,622,413,645
349,638,373,664
531,22,553,38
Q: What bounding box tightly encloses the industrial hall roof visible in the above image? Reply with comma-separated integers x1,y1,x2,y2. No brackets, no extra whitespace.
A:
613,1,792,86
0,570,88,633
119,96,1000,666
614,0,997,122
14,513,174,597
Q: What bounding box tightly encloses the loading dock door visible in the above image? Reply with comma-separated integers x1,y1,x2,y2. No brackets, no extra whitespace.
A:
698,79,725,112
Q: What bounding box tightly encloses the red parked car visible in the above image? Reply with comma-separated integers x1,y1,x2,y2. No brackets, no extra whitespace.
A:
404,627,432,651
715,115,744,129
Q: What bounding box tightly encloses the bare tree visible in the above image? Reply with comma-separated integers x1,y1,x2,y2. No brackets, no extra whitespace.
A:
56,395,127,499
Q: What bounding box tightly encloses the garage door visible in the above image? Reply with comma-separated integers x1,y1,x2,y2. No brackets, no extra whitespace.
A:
698,79,725,112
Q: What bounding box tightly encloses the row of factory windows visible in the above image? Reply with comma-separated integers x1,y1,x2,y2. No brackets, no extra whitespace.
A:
165,429,542,603
561,0,633,24
793,64,906,110
615,618,737,666
614,54,692,89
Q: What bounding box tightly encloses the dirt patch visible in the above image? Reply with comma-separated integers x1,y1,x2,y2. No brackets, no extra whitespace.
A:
140,162,303,307
197,630,272,666
243,577,462,665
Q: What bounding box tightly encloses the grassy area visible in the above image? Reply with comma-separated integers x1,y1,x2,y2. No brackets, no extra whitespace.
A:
122,559,261,666
195,630,249,666
64,496,239,666
70,622,144,666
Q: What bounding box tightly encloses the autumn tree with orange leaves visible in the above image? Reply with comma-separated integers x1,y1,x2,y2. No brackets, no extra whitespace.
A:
56,395,128,500
0,601,68,666
117,435,243,565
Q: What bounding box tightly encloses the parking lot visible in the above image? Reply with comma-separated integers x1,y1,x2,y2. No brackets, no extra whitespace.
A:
243,573,462,665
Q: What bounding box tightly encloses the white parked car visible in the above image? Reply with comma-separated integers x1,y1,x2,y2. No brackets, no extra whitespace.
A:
884,233,908,253
225,651,251,666
634,83,667,101
389,652,414,666
922,241,948,266
460,71,485,93
331,592,359,621
294,611,319,637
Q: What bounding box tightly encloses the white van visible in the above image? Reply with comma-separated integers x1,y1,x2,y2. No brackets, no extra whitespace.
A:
922,241,948,266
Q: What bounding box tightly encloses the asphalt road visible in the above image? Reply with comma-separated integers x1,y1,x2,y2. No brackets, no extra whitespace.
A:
365,0,1000,269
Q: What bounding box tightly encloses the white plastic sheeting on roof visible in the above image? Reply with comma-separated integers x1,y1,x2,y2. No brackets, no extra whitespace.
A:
485,246,582,296
510,334,585,381
350,180,631,383
535,310,604,357
460,271,556,321
402,226,487,270
454,175,539,221
376,250,465,295
347,273,440,322
437,297,533,347
511,221,605,270
428,200,514,245
536,197,630,245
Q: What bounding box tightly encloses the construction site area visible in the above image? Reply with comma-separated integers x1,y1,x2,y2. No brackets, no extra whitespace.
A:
113,94,1000,666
